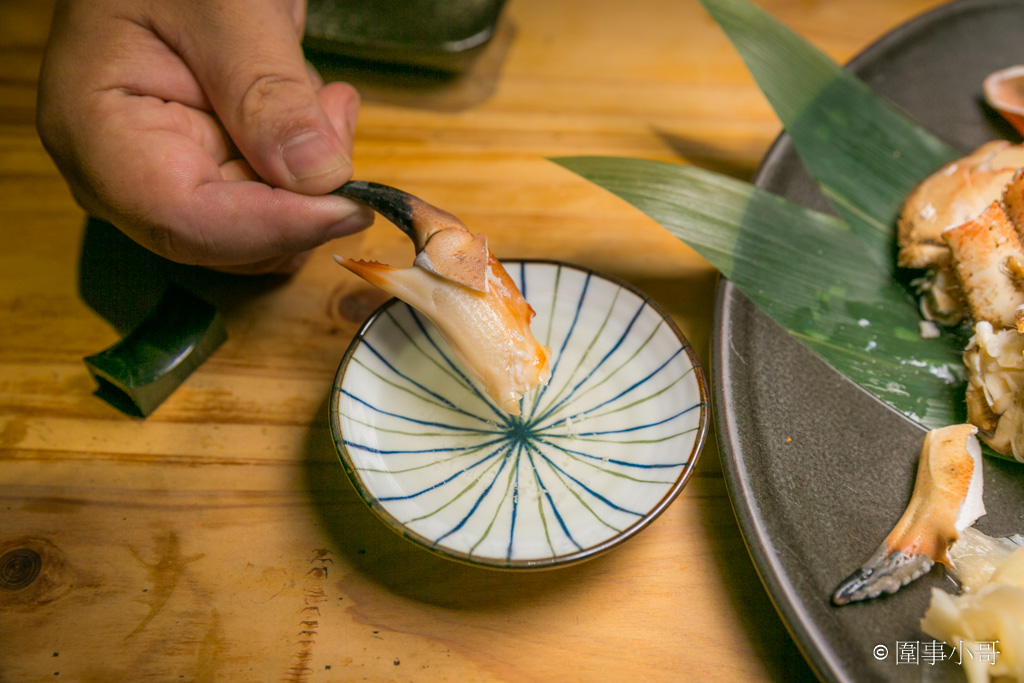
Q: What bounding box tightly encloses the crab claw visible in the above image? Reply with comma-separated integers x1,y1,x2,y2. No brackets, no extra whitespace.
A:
832,424,985,605
332,180,490,293
331,181,551,414
335,254,551,415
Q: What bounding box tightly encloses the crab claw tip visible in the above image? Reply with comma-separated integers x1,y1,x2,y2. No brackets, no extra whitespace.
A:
832,543,935,605
415,229,490,293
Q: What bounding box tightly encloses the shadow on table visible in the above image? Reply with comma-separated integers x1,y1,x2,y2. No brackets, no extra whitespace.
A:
76,218,296,416
77,217,290,336
689,442,818,682
303,387,816,681
584,270,815,681
306,15,516,113
653,128,760,182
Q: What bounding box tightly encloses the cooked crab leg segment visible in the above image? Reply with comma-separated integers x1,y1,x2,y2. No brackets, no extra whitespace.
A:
1003,169,1024,229
832,424,984,605
332,180,490,293
943,202,1024,332
899,141,1024,271
330,180,551,415
897,141,1024,325
335,255,551,415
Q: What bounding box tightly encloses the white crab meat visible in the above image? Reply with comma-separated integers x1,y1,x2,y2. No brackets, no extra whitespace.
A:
899,141,1024,270
964,322,1024,461
336,254,551,415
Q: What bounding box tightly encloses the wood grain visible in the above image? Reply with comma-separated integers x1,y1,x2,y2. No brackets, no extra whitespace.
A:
0,0,947,680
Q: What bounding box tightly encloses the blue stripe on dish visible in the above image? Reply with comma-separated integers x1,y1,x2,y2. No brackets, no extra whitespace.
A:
339,388,502,433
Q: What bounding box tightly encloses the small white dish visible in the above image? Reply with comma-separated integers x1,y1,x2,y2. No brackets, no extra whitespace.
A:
330,260,709,569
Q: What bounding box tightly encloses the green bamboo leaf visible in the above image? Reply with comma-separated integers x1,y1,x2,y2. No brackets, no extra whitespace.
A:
699,0,960,273
552,155,967,431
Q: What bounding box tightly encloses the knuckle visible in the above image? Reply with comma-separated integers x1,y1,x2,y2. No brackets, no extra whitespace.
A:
133,215,188,263
234,71,309,128
133,210,209,266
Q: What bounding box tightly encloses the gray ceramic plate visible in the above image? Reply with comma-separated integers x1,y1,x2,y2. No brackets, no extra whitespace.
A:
713,1,1024,681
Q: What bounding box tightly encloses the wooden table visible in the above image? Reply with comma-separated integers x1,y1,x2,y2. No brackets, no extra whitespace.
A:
1,1,949,680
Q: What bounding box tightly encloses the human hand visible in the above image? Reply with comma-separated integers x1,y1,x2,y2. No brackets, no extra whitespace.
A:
37,0,374,274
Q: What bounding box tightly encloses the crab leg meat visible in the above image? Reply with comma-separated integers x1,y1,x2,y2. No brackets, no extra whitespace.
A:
832,424,984,605
963,322,1024,460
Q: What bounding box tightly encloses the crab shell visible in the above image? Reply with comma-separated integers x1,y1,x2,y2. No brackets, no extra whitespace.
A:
943,201,1024,332
898,141,1024,272
331,181,551,415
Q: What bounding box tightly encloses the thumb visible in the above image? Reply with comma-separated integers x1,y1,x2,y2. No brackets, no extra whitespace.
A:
170,0,356,194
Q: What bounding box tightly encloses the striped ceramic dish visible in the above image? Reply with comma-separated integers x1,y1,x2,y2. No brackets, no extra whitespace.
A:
330,260,709,569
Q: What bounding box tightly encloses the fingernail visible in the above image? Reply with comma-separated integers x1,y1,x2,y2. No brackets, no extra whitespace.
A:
344,95,360,135
305,61,324,89
327,206,375,237
281,130,347,181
